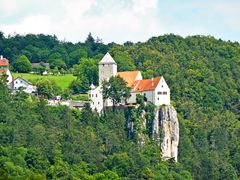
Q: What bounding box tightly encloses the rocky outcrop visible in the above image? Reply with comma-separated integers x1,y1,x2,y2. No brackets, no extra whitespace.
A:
155,105,179,161
126,104,179,162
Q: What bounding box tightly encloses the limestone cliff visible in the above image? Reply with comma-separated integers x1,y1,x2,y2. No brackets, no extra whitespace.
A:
154,105,179,162
126,104,179,161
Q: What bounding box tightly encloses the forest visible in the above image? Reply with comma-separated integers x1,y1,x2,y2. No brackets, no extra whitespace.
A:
0,32,240,179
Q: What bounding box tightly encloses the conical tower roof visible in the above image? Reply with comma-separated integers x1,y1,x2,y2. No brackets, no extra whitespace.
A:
90,83,95,89
99,52,116,65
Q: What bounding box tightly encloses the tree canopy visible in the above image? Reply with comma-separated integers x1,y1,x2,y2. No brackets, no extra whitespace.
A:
0,32,240,179
102,76,131,107
13,55,32,73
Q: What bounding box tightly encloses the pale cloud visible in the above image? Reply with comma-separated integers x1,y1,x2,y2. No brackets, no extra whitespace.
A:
133,0,158,13
0,0,18,17
0,0,239,43
2,15,52,35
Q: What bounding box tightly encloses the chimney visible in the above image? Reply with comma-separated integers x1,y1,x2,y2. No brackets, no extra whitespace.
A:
0,55,3,60
151,77,154,86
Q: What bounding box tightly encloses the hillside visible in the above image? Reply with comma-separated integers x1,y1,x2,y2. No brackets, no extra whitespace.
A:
12,73,76,89
0,33,240,179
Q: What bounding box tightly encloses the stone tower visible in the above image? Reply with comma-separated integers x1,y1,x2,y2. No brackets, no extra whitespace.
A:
99,52,117,85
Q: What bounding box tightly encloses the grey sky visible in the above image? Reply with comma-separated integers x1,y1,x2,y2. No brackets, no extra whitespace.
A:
0,0,239,43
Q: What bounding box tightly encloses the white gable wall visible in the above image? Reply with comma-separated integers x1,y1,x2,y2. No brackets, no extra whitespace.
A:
14,78,36,93
135,71,143,81
154,77,170,105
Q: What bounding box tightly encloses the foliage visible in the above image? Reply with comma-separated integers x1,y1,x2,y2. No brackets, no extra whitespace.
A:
102,76,131,107
36,79,61,99
73,58,99,89
0,32,240,179
12,55,32,73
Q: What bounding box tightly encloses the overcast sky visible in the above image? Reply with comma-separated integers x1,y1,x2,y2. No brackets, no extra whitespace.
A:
0,0,239,44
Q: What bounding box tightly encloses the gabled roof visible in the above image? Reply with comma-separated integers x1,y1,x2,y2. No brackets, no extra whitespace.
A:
133,77,162,92
99,52,116,65
117,71,140,87
31,63,49,67
0,58,9,66
14,77,32,85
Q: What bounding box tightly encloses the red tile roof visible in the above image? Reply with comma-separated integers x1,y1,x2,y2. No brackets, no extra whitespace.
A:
117,71,140,87
0,58,9,66
133,77,162,92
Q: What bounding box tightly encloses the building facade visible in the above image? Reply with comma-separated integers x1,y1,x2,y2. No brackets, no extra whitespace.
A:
89,52,171,113
13,77,37,94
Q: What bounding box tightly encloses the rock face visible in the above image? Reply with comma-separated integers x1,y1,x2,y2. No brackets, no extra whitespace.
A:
156,105,179,161
126,105,179,162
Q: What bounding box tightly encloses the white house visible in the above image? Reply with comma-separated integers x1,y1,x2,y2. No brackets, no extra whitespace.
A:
89,52,170,113
13,77,37,94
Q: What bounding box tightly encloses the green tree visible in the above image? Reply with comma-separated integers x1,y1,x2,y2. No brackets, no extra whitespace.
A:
36,79,61,99
73,58,98,92
69,79,82,94
102,76,131,107
13,55,32,73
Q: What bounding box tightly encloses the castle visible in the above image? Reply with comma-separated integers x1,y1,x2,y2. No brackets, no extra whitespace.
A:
89,52,170,113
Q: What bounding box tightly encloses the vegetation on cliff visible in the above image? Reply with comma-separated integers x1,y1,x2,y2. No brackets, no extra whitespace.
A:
0,32,240,179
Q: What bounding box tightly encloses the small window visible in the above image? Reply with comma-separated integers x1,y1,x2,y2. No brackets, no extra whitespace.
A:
163,92,167,95
157,98,159,100
144,93,146,96
96,94,97,97
161,85,163,88
16,81,18,84
158,92,162,95
89,94,91,97
92,94,94,97
98,102,100,104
